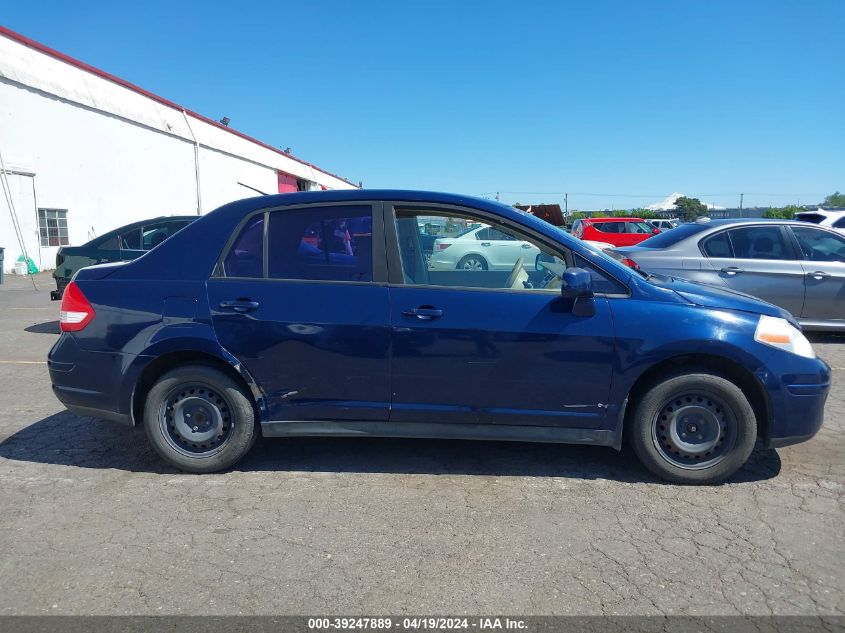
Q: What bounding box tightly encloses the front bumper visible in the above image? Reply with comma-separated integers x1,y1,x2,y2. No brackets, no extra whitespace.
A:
760,355,830,449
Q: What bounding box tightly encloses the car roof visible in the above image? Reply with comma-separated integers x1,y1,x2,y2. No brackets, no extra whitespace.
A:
587,217,647,222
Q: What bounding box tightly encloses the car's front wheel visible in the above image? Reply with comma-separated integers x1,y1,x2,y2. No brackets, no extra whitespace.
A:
144,364,257,473
628,371,757,484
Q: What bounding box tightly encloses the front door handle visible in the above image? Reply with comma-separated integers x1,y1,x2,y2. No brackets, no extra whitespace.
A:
480,242,491,247
807,271,830,280
219,299,260,313
402,306,444,320
720,266,744,276
521,243,533,249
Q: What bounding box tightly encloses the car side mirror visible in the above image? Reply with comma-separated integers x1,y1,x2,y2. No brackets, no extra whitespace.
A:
561,267,595,317
561,267,593,298
652,228,660,234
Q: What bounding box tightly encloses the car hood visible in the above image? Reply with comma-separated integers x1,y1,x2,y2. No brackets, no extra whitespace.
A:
647,274,793,321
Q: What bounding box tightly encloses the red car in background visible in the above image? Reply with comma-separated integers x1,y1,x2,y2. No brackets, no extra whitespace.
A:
571,217,660,247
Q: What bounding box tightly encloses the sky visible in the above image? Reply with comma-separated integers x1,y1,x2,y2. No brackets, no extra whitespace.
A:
3,0,843,210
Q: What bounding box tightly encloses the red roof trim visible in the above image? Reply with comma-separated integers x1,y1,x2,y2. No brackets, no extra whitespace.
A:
0,25,355,187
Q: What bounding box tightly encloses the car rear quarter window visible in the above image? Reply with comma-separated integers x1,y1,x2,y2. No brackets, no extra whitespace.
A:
224,215,264,278
268,206,373,282
700,231,732,257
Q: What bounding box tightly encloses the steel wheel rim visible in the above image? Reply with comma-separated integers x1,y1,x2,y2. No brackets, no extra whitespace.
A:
159,383,233,458
461,258,484,271
651,391,736,470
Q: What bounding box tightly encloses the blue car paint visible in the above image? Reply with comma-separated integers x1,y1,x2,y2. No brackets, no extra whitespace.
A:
48,190,829,451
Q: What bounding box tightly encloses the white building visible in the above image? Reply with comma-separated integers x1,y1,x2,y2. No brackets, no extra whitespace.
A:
0,26,357,273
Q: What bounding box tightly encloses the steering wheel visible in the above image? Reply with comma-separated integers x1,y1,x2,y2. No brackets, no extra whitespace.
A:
504,257,527,289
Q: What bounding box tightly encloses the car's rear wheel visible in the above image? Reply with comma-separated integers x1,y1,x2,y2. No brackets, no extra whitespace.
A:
144,364,257,473
457,255,488,271
628,372,757,484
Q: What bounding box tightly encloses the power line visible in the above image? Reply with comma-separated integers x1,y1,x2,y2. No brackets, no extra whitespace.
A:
479,191,826,198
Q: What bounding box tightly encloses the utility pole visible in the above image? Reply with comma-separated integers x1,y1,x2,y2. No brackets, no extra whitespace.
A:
565,193,568,216
495,192,500,202
739,193,744,217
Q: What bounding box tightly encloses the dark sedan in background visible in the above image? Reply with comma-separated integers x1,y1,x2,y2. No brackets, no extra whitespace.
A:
609,219,845,331
51,216,196,299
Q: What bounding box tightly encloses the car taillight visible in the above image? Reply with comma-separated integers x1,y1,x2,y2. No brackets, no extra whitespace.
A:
59,281,96,332
620,258,640,270
436,243,451,250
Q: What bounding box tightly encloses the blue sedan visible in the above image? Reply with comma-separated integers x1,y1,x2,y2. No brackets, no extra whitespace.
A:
48,191,830,483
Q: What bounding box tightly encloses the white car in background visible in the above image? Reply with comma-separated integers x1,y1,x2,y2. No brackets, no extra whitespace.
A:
430,224,541,270
583,240,615,251
650,218,680,231
795,209,845,235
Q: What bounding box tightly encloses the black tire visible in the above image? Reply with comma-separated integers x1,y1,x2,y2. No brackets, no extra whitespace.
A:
143,364,257,473
456,254,488,271
628,371,757,484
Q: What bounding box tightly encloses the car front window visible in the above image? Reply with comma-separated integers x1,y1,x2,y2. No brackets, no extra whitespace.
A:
792,226,845,262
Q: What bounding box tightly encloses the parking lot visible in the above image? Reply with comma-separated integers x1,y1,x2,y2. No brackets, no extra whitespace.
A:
0,272,843,616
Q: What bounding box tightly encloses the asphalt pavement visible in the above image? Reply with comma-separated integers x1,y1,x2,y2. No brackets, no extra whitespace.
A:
0,272,842,615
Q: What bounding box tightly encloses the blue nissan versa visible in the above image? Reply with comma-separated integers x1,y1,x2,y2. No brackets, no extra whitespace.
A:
48,191,830,484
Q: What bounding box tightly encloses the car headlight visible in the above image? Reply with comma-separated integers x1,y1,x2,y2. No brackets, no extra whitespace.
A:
754,315,815,359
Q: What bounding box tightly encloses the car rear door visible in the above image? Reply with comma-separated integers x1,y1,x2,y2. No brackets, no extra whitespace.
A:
700,225,805,317
207,202,391,423
789,225,845,322
386,203,618,430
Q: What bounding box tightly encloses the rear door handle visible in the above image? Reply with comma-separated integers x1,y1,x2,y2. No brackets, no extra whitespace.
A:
219,299,260,313
402,306,444,320
807,271,830,280
720,267,744,276
521,243,533,249
480,242,491,247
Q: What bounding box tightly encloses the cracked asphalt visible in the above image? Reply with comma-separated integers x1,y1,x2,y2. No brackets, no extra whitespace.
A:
0,272,842,616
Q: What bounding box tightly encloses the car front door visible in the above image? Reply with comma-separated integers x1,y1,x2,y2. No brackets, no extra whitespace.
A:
789,225,845,323
207,203,391,423
386,204,619,430
699,225,805,317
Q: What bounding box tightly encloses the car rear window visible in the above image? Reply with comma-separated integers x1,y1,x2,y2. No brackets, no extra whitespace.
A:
636,223,710,248
268,206,373,282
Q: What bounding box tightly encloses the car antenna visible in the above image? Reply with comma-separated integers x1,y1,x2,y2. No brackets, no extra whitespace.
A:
237,182,268,196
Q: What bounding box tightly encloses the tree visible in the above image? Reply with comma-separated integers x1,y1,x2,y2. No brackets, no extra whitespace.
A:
674,196,708,221
763,205,801,219
822,192,845,207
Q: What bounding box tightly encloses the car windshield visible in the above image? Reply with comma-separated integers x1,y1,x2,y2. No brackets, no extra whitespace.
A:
636,222,711,248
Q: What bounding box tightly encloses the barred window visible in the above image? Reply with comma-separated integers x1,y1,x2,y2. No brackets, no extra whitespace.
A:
38,208,69,247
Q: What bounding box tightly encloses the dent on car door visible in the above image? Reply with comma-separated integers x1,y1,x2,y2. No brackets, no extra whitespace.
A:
387,205,619,429
702,226,805,316
207,203,391,422
790,226,845,322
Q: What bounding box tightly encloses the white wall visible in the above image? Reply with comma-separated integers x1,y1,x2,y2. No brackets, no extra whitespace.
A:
0,30,357,273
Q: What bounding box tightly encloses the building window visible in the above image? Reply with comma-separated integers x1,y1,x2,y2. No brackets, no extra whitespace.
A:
38,208,69,247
